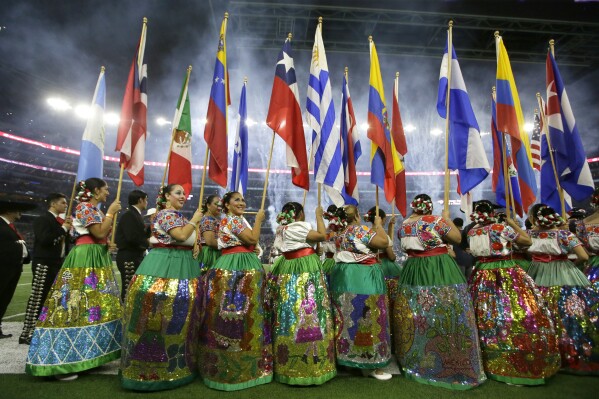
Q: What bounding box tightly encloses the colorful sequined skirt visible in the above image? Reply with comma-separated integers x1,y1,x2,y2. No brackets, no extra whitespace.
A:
26,244,122,376
268,252,336,385
394,253,485,390
470,259,560,385
330,262,391,369
322,257,335,289
585,255,599,286
121,248,201,391
199,251,273,391
380,257,400,353
198,246,221,274
528,259,599,375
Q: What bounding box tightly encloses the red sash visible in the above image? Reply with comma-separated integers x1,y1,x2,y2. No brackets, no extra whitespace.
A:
359,257,378,265
511,253,528,261
222,245,255,255
75,235,107,245
283,247,316,260
477,255,511,263
531,254,569,263
406,247,448,258
153,243,193,251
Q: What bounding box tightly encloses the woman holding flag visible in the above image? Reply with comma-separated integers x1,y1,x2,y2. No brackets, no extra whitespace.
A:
269,201,336,385
577,188,599,286
330,205,392,380
198,191,272,391
395,194,485,389
120,183,203,391
527,204,599,375
198,195,222,273
26,178,122,381
321,205,340,286
467,200,560,385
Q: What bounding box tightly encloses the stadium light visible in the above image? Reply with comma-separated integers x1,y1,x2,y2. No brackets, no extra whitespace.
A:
104,112,120,126
360,123,369,131
245,118,257,127
404,124,416,133
74,104,90,119
430,128,443,136
523,122,534,133
46,97,72,112
156,117,170,126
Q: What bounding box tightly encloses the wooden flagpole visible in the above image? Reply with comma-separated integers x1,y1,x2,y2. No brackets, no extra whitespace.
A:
443,20,454,213
261,132,276,211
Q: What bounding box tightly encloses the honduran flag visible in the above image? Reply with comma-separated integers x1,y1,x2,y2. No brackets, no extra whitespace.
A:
339,69,361,205
306,20,343,205
266,35,310,190
437,36,490,197
204,13,230,188
391,72,408,217
368,37,404,205
76,67,105,181
115,18,147,186
230,80,249,196
495,34,536,212
491,95,523,216
168,69,193,195
545,51,595,201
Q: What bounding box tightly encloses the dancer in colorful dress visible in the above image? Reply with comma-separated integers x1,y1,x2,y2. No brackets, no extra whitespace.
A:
121,184,204,391
269,202,336,385
467,200,560,385
527,204,599,375
395,194,486,389
321,205,340,287
198,195,222,273
199,191,272,390
330,205,392,380
26,178,122,381
577,188,599,285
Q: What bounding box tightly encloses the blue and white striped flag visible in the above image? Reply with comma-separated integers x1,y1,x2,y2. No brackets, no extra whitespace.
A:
306,20,343,205
230,81,249,196
77,67,106,181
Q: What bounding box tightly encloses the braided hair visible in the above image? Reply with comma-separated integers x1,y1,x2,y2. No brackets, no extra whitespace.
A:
76,178,106,202
410,194,433,215
276,202,303,226
534,205,564,228
334,205,358,230
469,200,497,224
364,206,386,223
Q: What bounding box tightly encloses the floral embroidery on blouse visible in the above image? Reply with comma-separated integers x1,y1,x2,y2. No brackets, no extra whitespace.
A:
467,223,518,256
75,202,103,227
399,215,450,250
152,209,188,245
218,215,249,249
575,220,599,253
528,229,581,255
200,215,220,244
336,225,375,253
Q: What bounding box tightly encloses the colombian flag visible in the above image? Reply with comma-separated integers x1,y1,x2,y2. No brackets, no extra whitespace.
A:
495,34,536,212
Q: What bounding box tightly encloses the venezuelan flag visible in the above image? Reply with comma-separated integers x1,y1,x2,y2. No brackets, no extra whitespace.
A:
367,37,404,205
495,34,536,211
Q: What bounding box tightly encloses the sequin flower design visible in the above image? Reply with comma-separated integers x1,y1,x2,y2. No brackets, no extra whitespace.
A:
414,315,428,334
337,337,350,354
84,271,99,290
417,289,435,311
167,344,187,372
39,306,48,322
258,348,273,373
565,294,585,318
276,344,289,366
88,306,101,323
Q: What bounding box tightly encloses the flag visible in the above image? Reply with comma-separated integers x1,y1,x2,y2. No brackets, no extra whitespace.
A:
230,81,249,196
491,95,523,216
367,37,403,205
339,70,361,205
115,19,147,186
168,69,193,195
266,36,309,190
545,51,595,201
437,35,490,198
204,14,230,188
495,34,536,212
531,110,542,171
306,21,343,205
76,68,106,181
391,73,408,216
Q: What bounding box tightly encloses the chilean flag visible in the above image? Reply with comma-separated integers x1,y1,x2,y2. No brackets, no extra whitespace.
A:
266,36,309,190
115,18,147,186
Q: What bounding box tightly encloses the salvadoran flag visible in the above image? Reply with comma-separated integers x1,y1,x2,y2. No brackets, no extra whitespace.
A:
77,68,105,181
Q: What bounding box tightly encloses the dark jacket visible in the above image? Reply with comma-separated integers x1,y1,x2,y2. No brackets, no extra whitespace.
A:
0,218,30,267
115,208,150,252
32,211,70,261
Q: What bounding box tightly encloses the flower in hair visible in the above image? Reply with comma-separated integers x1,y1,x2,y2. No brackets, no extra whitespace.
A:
156,186,168,211
276,208,296,226
410,197,433,214
76,181,92,202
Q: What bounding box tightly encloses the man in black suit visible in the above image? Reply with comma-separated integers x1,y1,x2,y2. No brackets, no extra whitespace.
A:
19,193,72,344
115,190,150,301
0,199,36,339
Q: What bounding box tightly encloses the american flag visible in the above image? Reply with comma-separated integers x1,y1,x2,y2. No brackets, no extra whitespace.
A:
531,109,541,171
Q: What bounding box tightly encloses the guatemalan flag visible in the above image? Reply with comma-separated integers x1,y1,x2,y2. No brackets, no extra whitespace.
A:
76,67,106,181
436,35,490,198
306,20,343,205
230,80,249,196
266,35,310,190
115,18,147,186
368,37,404,205
339,70,361,205
545,51,595,202
495,34,536,212
204,13,230,188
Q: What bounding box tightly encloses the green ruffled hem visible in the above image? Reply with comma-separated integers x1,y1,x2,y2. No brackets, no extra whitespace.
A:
330,263,386,295
274,369,337,385
26,350,120,376
487,373,549,386
337,358,390,369
399,254,465,286
136,248,200,279
121,372,197,391
322,258,336,274
380,258,401,278
62,244,112,268
198,246,221,271
474,259,517,271
212,251,263,271
528,260,591,287
513,258,531,272
270,253,322,275
404,372,485,390
202,374,272,391
588,255,599,267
